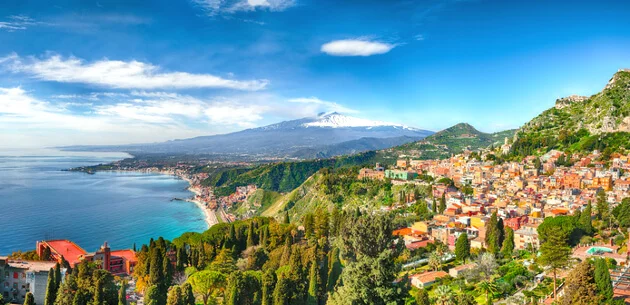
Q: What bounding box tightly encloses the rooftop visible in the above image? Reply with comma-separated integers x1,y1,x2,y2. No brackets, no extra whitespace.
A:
43,239,87,265
1,256,57,273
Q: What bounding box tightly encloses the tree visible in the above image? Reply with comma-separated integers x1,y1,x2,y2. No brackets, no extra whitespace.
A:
596,189,609,221
439,193,447,214
306,260,319,305
166,286,184,305
283,212,290,224
485,212,502,254
54,263,62,291
181,283,196,305
23,293,35,305
434,285,453,305
44,268,57,305
415,199,430,220
118,281,127,305
538,229,571,300
579,202,594,235
613,198,630,228
187,270,227,305
327,213,408,305
145,285,163,305
247,223,256,248
261,269,276,305
455,293,476,305
428,252,441,271
501,227,515,257
560,261,601,305
326,247,342,292
432,198,437,214
594,258,613,302
476,280,497,305
455,233,470,262
414,289,430,305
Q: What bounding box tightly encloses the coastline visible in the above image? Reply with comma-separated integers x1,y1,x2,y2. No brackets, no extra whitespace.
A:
69,165,219,229
184,181,219,229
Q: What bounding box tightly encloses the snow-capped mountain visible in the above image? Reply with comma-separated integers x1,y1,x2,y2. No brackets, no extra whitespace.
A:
302,112,417,130
62,113,434,159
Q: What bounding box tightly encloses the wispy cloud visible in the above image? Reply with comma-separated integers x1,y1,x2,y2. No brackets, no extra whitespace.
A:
321,39,397,57
2,53,269,91
288,97,358,114
192,0,295,16
0,15,42,32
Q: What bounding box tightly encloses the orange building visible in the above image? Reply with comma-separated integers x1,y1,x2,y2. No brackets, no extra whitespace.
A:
593,176,612,191
36,240,137,275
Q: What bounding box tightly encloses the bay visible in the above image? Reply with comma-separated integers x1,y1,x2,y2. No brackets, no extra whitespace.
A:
0,149,208,255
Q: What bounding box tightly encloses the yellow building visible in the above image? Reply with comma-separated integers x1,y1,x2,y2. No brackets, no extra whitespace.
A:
411,221,429,234
470,216,485,229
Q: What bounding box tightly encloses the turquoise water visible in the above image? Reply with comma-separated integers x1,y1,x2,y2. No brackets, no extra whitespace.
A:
586,246,614,255
0,150,208,255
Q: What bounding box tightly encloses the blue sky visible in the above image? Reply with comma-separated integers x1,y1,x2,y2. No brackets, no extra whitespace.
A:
1,0,630,147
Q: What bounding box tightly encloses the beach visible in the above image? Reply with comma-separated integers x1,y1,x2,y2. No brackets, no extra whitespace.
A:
186,183,219,229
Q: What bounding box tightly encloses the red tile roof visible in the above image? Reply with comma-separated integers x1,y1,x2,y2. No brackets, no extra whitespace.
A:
44,240,87,265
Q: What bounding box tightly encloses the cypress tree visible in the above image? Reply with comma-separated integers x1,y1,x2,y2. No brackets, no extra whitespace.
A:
166,285,184,305
53,263,62,290
280,236,292,266
44,268,56,305
497,218,505,248
177,246,187,271
594,258,613,301
283,212,290,224
182,283,195,305
262,269,276,305
24,292,35,305
455,233,470,262
247,223,256,248
579,203,594,235
501,227,515,257
439,193,446,214
163,256,174,289
432,198,437,214
306,260,319,305
326,248,342,292
118,281,127,305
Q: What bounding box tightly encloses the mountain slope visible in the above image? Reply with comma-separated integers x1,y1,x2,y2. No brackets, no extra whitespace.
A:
62,112,433,159
511,69,630,156
378,123,515,160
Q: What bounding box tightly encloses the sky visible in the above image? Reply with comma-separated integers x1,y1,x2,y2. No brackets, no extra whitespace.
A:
1,0,630,148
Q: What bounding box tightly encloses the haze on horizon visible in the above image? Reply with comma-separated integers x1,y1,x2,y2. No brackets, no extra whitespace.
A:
1,0,630,148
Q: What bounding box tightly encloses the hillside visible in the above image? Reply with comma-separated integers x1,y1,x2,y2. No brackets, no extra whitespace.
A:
378,123,515,161
510,69,630,156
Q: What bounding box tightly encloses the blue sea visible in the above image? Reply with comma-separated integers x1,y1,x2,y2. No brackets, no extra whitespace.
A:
0,149,208,255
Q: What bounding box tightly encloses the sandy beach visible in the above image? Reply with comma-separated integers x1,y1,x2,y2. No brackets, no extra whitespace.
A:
186,185,219,229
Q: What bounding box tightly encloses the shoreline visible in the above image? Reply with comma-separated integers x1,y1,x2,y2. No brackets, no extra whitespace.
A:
71,166,220,229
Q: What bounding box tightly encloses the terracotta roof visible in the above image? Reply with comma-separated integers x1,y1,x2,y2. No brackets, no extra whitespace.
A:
44,240,87,265
110,249,137,263
411,271,448,284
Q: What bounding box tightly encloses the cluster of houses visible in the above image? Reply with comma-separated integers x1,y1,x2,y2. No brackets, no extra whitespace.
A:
360,146,630,288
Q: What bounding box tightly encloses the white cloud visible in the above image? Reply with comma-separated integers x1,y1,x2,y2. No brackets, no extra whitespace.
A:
288,97,358,114
414,34,425,41
321,39,397,57
0,87,360,147
0,15,41,31
192,0,295,15
2,53,268,91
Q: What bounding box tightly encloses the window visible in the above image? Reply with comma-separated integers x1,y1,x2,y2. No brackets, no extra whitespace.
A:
13,272,17,279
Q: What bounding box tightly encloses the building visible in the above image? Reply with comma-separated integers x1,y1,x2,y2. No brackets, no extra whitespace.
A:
449,263,477,278
385,169,418,181
37,240,137,276
410,271,449,288
0,257,59,304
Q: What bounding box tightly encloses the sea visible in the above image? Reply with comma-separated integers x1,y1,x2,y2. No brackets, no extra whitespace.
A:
0,149,208,255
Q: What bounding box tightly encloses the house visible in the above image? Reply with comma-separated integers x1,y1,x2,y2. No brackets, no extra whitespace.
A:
0,257,59,304
449,263,477,278
37,240,137,275
410,271,449,288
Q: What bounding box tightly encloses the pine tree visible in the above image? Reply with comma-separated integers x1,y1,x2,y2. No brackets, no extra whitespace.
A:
560,260,601,305
455,233,470,262
306,260,319,305
539,230,571,300
501,227,515,257
44,268,57,305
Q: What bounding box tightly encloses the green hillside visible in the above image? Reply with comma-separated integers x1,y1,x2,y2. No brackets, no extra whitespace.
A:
510,69,630,157
378,123,515,160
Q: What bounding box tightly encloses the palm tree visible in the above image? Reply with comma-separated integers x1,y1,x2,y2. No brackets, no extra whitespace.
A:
434,285,454,305
477,280,498,305
428,252,441,271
